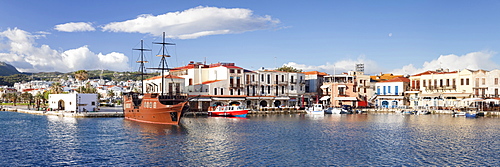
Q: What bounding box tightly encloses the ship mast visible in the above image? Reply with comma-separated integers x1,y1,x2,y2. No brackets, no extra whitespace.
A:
133,40,151,94
152,32,175,95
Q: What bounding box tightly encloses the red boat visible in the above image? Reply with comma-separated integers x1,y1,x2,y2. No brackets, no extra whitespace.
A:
208,105,249,117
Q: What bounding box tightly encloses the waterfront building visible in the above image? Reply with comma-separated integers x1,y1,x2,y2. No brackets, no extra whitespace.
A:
321,72,358,108
303,71,328,107
373,77,410,109
169,61,306,111
352,71,374,107
48,93,98,112
408,68,478,109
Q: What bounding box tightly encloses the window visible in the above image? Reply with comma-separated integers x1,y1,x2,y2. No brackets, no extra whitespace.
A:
220,88,224,95
267,74,271,84
282,75,285,82
466,78,469,85
230,69,235,73
395,86,399,95
383,86,386,95
230,89,234,95
496,88,498,97
496,78,499,85
388,86,391,94
261,74,264,82
91,102,96,106
446,79,449,86
461,78,464,85
214,88,217,95
423,80,426,87
282,86,285,94
482,78,486,85
267,86,270,94
291,85,294,91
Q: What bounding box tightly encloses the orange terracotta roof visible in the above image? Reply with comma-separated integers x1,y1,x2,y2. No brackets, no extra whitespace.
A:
411,70,458,77
201,80,223,84
381,77,410,83
370,73,404,81
145,75,184,80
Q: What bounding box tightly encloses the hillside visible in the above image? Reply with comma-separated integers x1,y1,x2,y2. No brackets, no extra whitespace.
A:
0,62,20,76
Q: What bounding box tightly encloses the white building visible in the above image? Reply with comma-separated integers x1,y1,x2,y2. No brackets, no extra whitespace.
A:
374,77,410,109
48,93,98,112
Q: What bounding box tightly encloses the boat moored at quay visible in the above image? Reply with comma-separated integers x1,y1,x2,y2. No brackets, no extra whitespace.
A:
123,33,189,125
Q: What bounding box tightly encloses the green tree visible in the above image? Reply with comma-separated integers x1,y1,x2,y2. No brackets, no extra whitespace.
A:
20,92,33,103
50,82,64,94
275,65,303,72
78,82,96,93
34,92,44,108
7,93,18,106
107,90,115,98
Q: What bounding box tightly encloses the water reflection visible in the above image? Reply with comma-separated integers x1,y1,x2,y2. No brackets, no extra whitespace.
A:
123,120,187,136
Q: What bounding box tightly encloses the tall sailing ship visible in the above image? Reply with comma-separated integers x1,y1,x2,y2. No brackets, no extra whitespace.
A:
123,32,189,125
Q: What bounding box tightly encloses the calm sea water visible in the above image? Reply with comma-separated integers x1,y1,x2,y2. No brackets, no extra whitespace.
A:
1,111,499,166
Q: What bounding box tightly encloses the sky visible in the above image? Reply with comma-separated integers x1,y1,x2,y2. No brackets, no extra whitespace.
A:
1,0,500,75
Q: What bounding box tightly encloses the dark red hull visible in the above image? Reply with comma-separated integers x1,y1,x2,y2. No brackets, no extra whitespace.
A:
123,93,188,125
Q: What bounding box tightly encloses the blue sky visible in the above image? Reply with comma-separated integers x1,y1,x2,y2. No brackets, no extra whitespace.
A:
1,0,500,75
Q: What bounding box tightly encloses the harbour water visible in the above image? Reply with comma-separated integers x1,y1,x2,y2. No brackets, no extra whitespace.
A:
1,111,499,166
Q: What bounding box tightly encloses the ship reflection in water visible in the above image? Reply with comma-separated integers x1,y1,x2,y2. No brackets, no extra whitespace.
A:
1,112,500,166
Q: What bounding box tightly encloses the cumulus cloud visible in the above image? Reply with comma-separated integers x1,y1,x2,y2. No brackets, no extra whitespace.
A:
283,55,386,75
283,51,500,76
102,6,280,39
0,28,129,72
54,22,96,32
390,51,500,75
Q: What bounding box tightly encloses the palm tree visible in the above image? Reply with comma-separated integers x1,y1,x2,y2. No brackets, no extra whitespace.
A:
21,92,32,103
50,82,63,94
78,82,96,93
34,92,44,109
108,90,115,98
74,70,89,82
7,93,18,106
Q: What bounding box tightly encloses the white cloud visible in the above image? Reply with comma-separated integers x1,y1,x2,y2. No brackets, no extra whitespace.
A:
54,22,96,32
283,55,386,75
102,6,280,39
390,51,499,75
284,51,500,76
0,28,129,72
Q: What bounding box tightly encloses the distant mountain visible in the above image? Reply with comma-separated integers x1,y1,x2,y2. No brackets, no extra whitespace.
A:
0,62,20,76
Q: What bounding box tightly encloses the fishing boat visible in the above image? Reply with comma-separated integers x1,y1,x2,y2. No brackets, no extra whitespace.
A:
208,105,249,117
306,104,324,115
123,33,189,125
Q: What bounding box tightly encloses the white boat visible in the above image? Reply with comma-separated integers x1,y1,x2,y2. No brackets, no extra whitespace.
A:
324,107,342,114
306,104,324,115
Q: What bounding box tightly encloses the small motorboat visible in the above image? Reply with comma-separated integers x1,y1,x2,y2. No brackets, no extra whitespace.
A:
465,113,477,118
306,104,325,115
208,105,249,117
324,107,342,114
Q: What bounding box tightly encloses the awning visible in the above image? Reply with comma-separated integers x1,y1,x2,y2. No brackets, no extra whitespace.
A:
320,96,330,101
442,93,471,98
462,98,483,102
275,97,290,100
376,95,404,99
337,85,346,88
189,98,212,102
246,96,275,100
211,97,246,101
320,85,330,89
335,97,357,101
484,99,500,102
421,93,441,97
